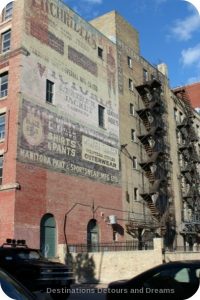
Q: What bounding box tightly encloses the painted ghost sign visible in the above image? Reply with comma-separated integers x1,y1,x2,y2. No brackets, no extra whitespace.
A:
19,99,120,185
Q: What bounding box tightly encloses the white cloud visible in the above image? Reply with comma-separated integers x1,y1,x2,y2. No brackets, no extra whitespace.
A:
82,0,103,4
170,14,200,41
181,43,200,66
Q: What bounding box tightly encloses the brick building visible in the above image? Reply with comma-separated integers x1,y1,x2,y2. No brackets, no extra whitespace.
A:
91,11,200,250
91,12,176,248
173,82,200,114
0,0,199,260
0,0,123,258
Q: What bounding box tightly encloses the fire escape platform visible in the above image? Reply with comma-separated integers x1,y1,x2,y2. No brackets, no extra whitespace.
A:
139,152,164,167
135,79,161,92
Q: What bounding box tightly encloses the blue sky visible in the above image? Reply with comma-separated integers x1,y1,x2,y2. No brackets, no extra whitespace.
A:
63,0,200,88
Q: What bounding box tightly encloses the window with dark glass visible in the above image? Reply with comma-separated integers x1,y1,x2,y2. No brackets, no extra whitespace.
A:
46,80,54,104
2,2,13,21
1,30,11,52
98,105,105,128
98,47,103,59
130,103,134,115
0,114,5,140
132,156,137,169
0,72,8,98
0,156,3,185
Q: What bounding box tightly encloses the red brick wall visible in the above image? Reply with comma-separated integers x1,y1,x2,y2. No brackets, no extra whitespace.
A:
185,83,200,108
0,0,26,244
0,190,15,244
15,162,123,249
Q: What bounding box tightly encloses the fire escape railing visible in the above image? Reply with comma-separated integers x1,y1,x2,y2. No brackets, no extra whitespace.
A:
173,88,200,240
128,79,174,240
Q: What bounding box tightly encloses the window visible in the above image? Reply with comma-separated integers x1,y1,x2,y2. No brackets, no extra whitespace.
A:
174,108,178,122
0,72,8,98
46,80,54,104
98,105,105,128
130,103,134,116
131,129,136,142
134,188,139,201
143,69,148,82
196,125,200,138
179,111,183,123
40,214,56,258
132,156,137,169
87,219,99,252
127,56,132,68
0,114,5,140
98,47,103,59
1,30,11,53
129,79,134,91
2,2,13,21
0,156,3,185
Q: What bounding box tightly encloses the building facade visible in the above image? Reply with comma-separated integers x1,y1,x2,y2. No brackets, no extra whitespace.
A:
91,12,200,250
171,87,200,248
0,0,124,258
91,12,176,249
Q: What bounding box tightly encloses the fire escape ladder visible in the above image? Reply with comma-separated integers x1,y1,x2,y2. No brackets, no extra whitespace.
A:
191,145,200,163
136,110,152,131
173,88,194,117
189,126,199,142
143,143,153,156
135,80,173,236
140,193,161,221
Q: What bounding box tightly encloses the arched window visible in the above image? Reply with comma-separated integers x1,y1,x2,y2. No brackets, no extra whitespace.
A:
2,2,13,22
87,219,99,252
40,214,56,258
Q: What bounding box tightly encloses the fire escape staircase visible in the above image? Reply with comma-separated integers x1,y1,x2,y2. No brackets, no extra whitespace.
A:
174,87,200,235
135,80,171,227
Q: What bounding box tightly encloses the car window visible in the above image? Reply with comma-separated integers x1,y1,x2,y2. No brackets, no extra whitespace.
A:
17,251,40,260
174,268,190,283
195,269,200,279
143,267,192,288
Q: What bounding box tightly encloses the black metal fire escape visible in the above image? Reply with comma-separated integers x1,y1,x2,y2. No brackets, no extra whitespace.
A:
174,88,200,245
131,79,175,243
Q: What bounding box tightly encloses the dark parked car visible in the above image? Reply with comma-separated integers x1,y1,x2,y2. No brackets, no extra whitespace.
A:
0,267,36,300
0,239,74,299
106,260,200,299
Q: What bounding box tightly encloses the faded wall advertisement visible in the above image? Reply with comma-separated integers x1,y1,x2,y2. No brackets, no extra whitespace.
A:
19,100,120,185
18,0,120,184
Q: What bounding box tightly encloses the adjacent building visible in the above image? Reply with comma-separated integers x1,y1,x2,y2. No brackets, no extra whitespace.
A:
173,82,200,112
171,87,200,248
91,12,176,249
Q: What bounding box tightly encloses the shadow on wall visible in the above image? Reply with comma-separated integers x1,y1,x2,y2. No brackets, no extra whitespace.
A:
65,252,99,284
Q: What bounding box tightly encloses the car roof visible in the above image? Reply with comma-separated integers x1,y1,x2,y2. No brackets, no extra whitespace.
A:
126,260,200,282
0,247,39,251
164,260,200,265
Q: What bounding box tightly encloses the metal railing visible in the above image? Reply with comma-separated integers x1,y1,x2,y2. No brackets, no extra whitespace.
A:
68,240,154,253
